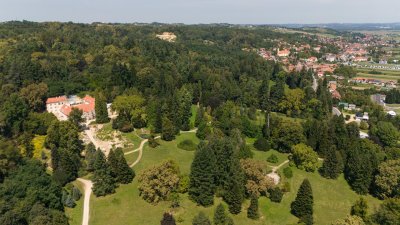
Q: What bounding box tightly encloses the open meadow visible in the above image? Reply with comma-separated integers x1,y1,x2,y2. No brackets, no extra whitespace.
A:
66,132,381,225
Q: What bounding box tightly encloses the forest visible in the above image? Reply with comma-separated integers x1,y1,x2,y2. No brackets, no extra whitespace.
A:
0,21,399,225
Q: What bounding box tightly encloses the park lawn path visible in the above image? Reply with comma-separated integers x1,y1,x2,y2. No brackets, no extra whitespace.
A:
125,128,198,167
77,128,198,225
77,178,93,225
267,160,289,185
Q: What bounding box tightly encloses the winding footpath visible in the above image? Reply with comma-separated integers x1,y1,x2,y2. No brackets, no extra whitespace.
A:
77,178,93,225
267,160,289,185
269,160,290,173
125,136,161,167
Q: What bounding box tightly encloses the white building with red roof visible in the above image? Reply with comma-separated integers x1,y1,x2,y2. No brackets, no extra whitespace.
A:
277,49,290,57
46,95,96,121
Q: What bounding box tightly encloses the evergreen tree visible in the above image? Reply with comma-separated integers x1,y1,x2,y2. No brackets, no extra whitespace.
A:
162,117,176,141
68,108,84,127
291,179,313,221
160,212,176,225
316,121,331,157
214,203,227,225
258,75,270,112
95,93,110,124
53,149,79,186
21,132,34,158
351,198,368,221
320,145,342,179
178,86,193,131
345,139,379,194
196,121,210,140
195,105,204,127
85,143,97,172
270,72,285,111
247,195,260,220
224,159,245,215
107,148,135,184
189,142,216,206
192,212,211,225
92,150,117,196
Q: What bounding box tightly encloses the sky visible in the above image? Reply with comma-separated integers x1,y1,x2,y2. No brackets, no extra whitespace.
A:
1,0,400,24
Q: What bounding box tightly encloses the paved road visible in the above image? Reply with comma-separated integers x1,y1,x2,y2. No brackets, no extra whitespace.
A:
77,178,93,225
332,107,341,116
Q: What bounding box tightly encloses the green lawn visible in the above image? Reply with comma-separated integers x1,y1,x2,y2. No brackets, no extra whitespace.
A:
120,130,143,152
70,132,381,225
65,181,85,225
252,149,289,167
270,166,382,225
356,72,399,81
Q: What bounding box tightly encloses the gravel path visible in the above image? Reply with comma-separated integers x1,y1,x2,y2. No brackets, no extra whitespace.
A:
267,160,289,185
77,178,93,225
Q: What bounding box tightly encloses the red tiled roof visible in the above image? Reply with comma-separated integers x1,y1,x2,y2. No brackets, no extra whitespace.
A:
59,95,95,116
46,96,67,104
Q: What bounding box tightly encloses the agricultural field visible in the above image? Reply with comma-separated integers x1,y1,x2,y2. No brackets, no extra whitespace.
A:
66,131,382,225
355,67,400,81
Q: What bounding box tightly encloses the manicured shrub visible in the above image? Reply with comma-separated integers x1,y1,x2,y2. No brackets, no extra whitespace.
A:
283,167,293,179
282,181,291,193
269,187,283,203
148,135,160,148
253,137,269,151
64,195,76,208
359,121,369,130
177,139,197,151
267,154,278,163
72,186,81,201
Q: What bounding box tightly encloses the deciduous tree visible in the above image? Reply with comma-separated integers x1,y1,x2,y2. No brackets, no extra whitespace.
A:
138,160,180,203
291,143,319,172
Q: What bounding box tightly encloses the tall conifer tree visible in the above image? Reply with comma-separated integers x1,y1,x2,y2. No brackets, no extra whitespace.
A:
92,150,117,196
108,148,135,184
95,93,110,124
189,142,216,206
291,179,313,223
320,145,342,179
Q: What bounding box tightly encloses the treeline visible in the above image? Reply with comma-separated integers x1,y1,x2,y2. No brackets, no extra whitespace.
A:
385,89,400,104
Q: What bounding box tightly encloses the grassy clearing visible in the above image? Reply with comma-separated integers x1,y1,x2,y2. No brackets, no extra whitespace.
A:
65,181,85,225
252,149,289,167
121,131,143,151
272,166,381,225
71,132,381,225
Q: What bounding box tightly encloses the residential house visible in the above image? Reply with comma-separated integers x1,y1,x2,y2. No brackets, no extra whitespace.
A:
277,49,290,57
